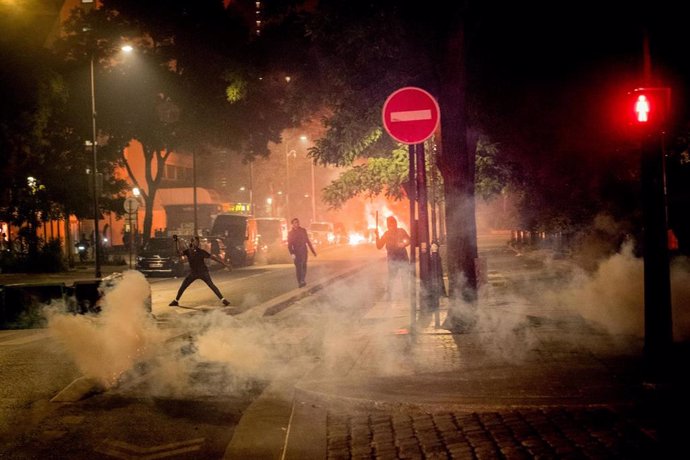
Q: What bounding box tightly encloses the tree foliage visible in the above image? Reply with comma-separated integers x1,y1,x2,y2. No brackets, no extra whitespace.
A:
53,0,320,240
1,26,125,259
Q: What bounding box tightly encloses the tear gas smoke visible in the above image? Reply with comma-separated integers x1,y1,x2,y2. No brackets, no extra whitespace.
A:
46,271,166,388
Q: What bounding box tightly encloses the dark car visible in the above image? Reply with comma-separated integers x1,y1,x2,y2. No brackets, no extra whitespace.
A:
136,237,186,277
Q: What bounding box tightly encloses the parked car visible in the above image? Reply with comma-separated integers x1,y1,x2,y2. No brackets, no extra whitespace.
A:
255,217,291,264
309,221,335,246
136,237,186,277
210,213,258,267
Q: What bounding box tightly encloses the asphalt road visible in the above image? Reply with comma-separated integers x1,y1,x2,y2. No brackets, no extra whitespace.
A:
0,242,383,459
147,242,378,313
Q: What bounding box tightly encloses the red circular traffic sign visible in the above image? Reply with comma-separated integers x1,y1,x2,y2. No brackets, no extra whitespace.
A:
382,86,440,144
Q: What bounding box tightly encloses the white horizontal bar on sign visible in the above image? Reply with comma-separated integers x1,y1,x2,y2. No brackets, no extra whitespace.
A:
390,109,432,122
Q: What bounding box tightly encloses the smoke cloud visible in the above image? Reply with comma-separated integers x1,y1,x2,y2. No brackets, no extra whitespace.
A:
43,231,690,399
46,270,166,388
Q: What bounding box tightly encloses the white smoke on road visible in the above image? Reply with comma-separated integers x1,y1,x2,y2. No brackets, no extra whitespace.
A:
444,226,690,362
541,240,690,342
46,270,166,388
43,235,690,399
544,240,644,336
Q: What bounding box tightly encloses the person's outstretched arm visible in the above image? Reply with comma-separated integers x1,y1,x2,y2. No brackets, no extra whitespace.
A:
307,235,317,257
375,230,386,249
211,254,231,270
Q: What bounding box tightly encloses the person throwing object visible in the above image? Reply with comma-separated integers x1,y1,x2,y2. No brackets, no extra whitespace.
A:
376,216,411,300
169,235,231,307
287,218,317,288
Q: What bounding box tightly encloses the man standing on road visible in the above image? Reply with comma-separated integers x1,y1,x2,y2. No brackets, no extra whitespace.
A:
376,216,410,300
169,235,231,307
288,218,317,288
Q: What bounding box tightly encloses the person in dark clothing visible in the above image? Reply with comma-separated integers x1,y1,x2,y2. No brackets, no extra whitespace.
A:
376,216,411,300
169,235,231,307
287,218,317,288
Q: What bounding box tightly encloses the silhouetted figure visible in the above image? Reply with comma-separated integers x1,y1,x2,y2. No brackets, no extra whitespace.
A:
287,218,317,288
376,216,411,300
169,235,231,307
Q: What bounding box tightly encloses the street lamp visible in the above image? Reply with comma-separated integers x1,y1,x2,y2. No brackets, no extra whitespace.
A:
310,160,316,223
248,162,254,215
88,43,133,278
285,147,296,219
283,134,308,220
88,51,100,277
266,197,273,217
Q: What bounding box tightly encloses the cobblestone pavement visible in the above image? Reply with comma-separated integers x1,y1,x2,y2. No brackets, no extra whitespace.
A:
326,407,659,459
298,242,687,459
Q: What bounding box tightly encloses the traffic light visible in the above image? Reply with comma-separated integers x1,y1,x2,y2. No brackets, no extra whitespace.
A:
629,87,671,131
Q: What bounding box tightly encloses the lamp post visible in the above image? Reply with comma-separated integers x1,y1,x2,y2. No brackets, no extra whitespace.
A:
248,162,254,215
285,147,296,219
266,197,273,217
310,161,316,222
88,43,133,278
89,53,102,278
283,134,308,220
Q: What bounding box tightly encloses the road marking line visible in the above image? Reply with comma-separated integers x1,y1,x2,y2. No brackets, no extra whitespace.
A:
97,437,205,459
0,330,50,345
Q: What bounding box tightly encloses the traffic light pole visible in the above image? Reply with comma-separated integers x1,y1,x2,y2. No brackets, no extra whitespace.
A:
640,131,673,382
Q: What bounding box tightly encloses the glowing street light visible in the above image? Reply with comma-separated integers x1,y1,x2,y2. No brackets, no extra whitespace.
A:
284,134,308,220
87,40,134,278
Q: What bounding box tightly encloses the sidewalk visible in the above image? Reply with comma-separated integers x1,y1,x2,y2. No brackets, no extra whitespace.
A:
278,245,685,459
0,264,124,286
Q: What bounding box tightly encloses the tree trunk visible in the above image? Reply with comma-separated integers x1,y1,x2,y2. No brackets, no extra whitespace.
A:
436,7,479,304
64,207,74,267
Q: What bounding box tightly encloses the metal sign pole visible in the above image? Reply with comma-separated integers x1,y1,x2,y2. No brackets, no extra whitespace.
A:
416,141,431,312
408,143,417,333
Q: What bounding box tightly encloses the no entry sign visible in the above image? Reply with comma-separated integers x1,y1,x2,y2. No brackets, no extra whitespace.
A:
382,86,440,144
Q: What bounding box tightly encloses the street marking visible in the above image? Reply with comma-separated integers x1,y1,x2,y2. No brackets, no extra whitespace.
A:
96,438,205,459
390,109,432,122
0,330,50,346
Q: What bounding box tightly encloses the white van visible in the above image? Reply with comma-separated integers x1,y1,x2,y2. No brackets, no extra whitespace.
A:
309,221,335,246
210,213,258,266
255,217,291,264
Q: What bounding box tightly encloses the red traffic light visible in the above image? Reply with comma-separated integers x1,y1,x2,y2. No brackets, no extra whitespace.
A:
635,95,650,122
629,87,671,129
